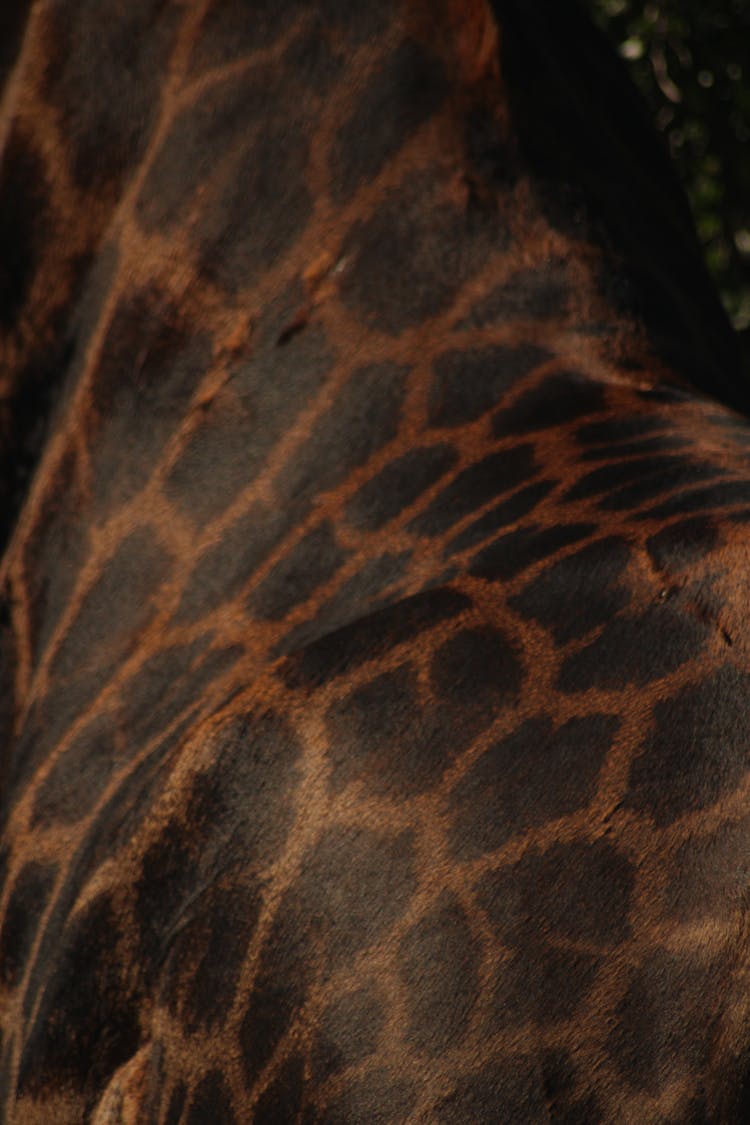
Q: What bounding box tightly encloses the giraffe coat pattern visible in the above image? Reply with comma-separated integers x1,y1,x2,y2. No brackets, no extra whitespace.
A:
1,0,750,1121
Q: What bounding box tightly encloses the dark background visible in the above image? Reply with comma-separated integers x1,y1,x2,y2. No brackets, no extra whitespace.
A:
588,0,750,372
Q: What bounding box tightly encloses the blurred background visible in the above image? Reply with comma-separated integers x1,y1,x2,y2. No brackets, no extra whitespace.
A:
588,0,750,371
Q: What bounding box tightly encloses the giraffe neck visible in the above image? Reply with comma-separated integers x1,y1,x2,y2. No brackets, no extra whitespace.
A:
0,0,690,567
0,0,744,766
3,0,746,574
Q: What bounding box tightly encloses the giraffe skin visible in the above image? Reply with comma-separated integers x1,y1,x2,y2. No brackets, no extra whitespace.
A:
1,0,750,1121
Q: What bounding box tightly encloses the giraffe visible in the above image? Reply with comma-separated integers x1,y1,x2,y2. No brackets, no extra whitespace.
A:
2,0,750,1120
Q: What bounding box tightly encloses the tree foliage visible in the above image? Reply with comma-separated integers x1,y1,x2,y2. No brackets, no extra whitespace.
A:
588,0,750,362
